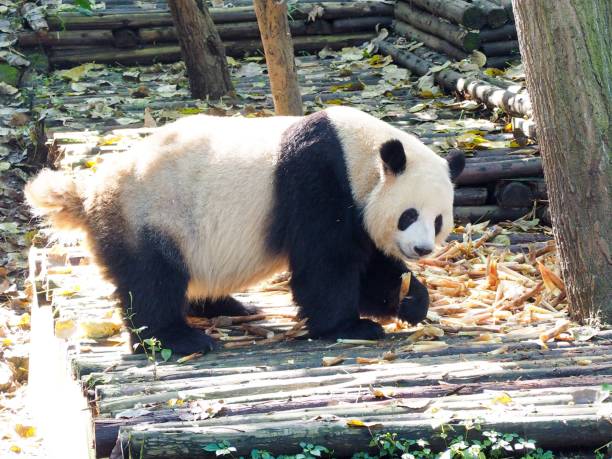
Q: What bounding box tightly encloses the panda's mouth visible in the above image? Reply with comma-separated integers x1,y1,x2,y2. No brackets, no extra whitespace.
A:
398,245,418,260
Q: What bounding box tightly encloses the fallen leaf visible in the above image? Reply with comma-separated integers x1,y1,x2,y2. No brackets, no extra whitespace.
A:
322,356,345,367
15,424,36,438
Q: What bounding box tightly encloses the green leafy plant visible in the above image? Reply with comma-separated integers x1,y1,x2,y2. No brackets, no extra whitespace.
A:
125,293,172,380
203,441,237,457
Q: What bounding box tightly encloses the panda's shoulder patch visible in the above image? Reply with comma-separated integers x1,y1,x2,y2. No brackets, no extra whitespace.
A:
267,111,364,254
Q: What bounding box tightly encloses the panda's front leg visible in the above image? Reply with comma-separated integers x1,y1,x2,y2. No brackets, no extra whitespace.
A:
359,248,429,325
290,260,385,341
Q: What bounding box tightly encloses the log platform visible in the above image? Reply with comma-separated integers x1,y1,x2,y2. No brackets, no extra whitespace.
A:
24,50,611,458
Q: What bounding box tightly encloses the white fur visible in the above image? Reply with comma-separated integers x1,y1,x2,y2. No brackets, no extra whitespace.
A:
325,106,455,260
74,107,454,299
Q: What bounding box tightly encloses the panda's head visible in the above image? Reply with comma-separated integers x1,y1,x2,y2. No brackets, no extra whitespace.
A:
364,139,465,260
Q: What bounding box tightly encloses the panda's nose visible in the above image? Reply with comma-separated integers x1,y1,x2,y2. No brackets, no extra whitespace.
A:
414,246,432,256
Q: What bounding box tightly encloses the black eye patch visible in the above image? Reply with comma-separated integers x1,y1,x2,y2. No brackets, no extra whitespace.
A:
435,214,443,235
398,208,419,231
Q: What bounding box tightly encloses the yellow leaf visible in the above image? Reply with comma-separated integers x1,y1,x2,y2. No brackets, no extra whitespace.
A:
509,139,521,148
371,388,394,399
484,67,505,77
330,81,364,92
79,319,122,339
15,424,36,438
347,419,366,427
10,444,21,453
58,63,99,82
58,285,81,296
2,337,13,347
576,359,592,366
504,122,513,133
491,393,513,405
17,313,30,329
99,135,122,146
167,398,185,407
368,54,393,68
55,319,77,339
325,99,345,105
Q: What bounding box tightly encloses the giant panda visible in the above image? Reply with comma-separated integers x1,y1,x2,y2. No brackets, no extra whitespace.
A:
26,106,464,354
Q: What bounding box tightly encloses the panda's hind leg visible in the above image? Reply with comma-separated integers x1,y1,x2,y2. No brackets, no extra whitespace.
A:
97,226,216,355
188,296,259,318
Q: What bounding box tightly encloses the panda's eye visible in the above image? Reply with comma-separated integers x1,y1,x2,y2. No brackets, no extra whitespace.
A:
435,214,443,235
398,208,418,230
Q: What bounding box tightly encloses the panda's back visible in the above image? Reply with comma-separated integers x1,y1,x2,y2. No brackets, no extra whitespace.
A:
92,115,298,298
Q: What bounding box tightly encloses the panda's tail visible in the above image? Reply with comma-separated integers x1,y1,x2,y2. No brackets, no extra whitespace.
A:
25,169,87,231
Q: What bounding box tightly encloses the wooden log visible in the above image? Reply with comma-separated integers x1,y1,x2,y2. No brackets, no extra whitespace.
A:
479,23,517,42
94,373,607,457
447,231,551,243
401,0,486,29
18,17,334,48
18,30,116,48
46,3,394,30
394,2,480,52
47,33,374,67
512,117,537,138
393,20,467,61
331,16,392,34
454,187,488,206
486,54,520,68
119,413,612,457
469,0,508,28
378,41,532,117
495,181,535,208
456,157,543,185
481,39,520,56
169,0,232,99
454,205,532,222
136,20,335,45
489,0,513,15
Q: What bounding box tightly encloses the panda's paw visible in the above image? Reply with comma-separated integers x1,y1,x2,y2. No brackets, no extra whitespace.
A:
397,292,429,325
319,319,385,341
138,324,218,356
189,296,260,318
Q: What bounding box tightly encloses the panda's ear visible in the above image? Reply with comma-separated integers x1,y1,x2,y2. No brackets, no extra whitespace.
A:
380,139,406,175
446,150,465,182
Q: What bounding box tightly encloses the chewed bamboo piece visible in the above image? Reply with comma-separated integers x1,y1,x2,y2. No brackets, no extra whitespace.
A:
402,222,576,344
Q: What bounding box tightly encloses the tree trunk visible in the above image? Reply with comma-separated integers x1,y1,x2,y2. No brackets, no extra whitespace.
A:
253,0,303,115
168,0,232,99
513,0,611,323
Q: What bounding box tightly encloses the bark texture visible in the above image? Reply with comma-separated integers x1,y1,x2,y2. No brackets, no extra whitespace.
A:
169,0,232,99
253,0,303,115
513,0,611,323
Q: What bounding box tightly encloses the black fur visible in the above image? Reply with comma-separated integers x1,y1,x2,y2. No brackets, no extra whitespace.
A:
268,112,428,340
189,296,258,318
360,248,429,325
93,222,216,354
380,139,406,175
446,150,466,182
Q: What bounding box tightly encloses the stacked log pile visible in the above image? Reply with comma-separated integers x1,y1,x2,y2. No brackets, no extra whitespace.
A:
17,0,393,67
393,0,520,68
452,147,548,228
